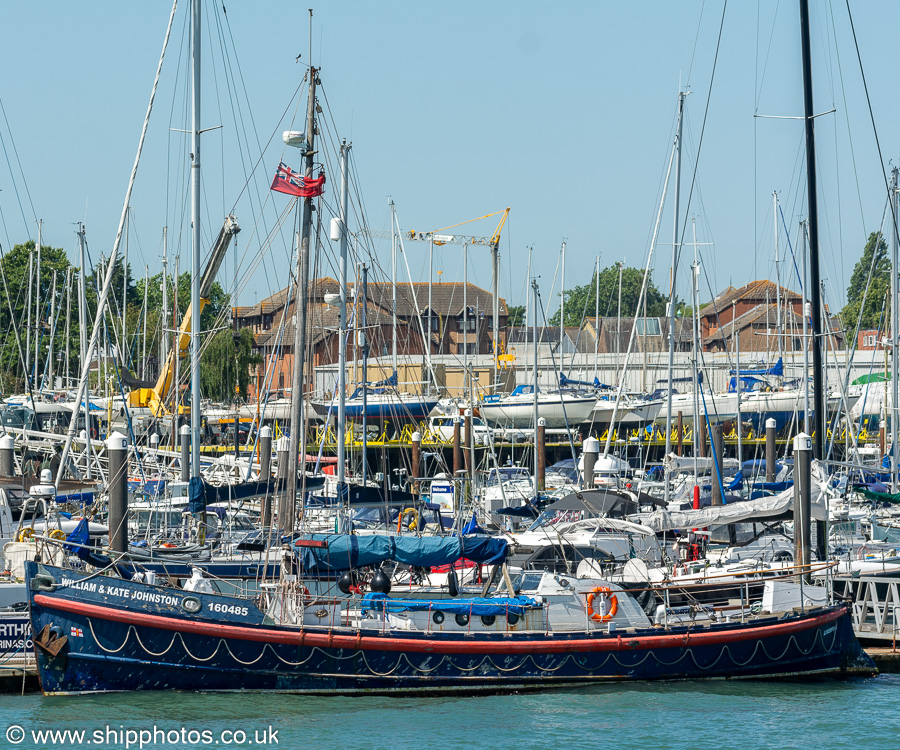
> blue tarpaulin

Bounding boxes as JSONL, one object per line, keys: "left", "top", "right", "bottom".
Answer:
{"left": 296, "top": 534, "right": 509, "bottom": 572}
{"left": 360, "top": 592, "right": 539, "bottom": 617}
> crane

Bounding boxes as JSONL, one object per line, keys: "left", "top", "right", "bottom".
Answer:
{"left": 361, "top": 208, "right": 511, "bottom": 382}
{"left": 128, "top": 214, "right": 240, "bottom": 417}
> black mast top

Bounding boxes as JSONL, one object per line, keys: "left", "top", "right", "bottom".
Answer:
{"left": 799, "top": 0, "right": 824, "bottom": 459}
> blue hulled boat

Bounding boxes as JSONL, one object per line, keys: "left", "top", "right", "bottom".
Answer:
{"left": 25, "top": 533, "right": 874, "bottom": 694}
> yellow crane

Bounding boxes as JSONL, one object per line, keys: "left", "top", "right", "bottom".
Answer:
{"left": 128, "top": 215, "right": 240, "bottom": 417}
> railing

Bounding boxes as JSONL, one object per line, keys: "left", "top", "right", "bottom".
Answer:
{"left": 834, "top": 575, "right": 900, "bottom": 642}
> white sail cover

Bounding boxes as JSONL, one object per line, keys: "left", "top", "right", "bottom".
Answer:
{"left": 663, "top": 453, "right": 741, "bottom": 475}
{"left": 636, "top": 461, "right": 828, "bottom": 532}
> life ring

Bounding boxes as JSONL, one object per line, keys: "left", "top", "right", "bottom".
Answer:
{"left": 396, "top": 507, "right": 419, "bottom": 532}
{"left": 48, "top": 529, "right": 68, "bottom": 541}
{"left": 16, "top": 527, "right": 35, "bottom": 543}
{"left": 586, "top": 586, "right": 618, "bottom": 622}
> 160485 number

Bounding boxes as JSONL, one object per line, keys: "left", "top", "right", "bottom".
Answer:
{"left": 208, "top": 602, "right": 249, "bottom": 617}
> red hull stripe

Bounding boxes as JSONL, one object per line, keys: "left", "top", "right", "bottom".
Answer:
{"left": 32, "top": 595, "right": 843, "bottom": 656}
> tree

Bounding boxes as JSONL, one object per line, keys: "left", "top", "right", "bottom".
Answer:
{"left": 0, "top": 240, "right": 78, "bottom": 392}
{"left": 548, "top": 265, "right": 670, "bottom": 328}
{"left": 842, "top": 231, "right": 890, "bottom": 332}
{"left": 507, "top": 305, "right": 525, "bottom": 327}
{"left": 199, "top": 328, "right": 260, "bottom": 402}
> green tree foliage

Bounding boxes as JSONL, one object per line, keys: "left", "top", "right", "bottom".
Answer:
{"left": 0, "top": 237, "right": 232, "bottom": 398}
{"left": 506, "top": 305, "right": 525, "bottom": 327}
{"left": 548, "top": 265, "right": 670, "bottom": 328}
{"left": 841, "top": 231, "right": 889, "bottom": 331}
{"left": 199, "top": 328, "right": 260, "bottom": 402}
{"left": 0, "top": 241, "right": 78, "bottom": 392}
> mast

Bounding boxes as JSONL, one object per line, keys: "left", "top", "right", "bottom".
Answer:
{"left": 532, "top": 278, "right": 539, "bottom": 501}
{"left": 65, "top": 267, "right": 72, "bottom": 387}
{"left": 801, "top": 223, "right": 810, "bottom": 430}
{"left": 25, "top": 251, "right": 32, "bottom": 388}
{"left": 48, "top": 270, "right": 57, "bottom": 389}
{"left": 360, "top": 262, "right": 368, "bottom": 481}
{"left": 285, "top": 60, "right": 319, "bottom": 525}
{"left": 593, "top": 256, "right": 600, "bottom": 381}
{"left": 617, "top": 260, "right": 623, "bottom": 361}
{"left": 77, "top": 224, "right": 91, "bottom": 480}
{"left": 390, "top": 199, "right": 398, "bottom": 375}
{"left": 491, "top": 234, "right": 500, "bottom": 391}
{"left": 559, "top": 239, "right": 566, "bottom": 365}
{"left": 733, "top": 299, "right": 742, "bottom": 465}
{"left": 463, "top": 244, "right": 469, "bottom": 367}
{"left": 35, "top": 220, "right": 41, "bottom": 388}
{"left": 123, "top": 207, "right": 129, "bottom": 351}
{"left": 664, "top": 90, "right": 685, "bottom": 505}
{"left": 428, "top": 239, "right": 434, "bottom": 373}
{"left": 142, "top": 265, "right": 149, "bottom": 380}
{"left": 799, "top": 0, "right": 824, "bottom": 461}
{"left": 336, "top": 140, "right": 350, "bottom": 493}
{"left": 892, "top": 168, "right": 899, "bottom": 491}
{"left": 189, "top": 0, "right": 202, "bottom": 478}
{"left": 773, "top": 192, "right": 784, "bottom": 368}
{"left": 161, "top": 227, "right": 169, "bottom": 368}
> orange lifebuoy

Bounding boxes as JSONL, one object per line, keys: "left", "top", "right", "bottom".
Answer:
{"left": 586, "top": 586, "right": 618, "bottom": 622}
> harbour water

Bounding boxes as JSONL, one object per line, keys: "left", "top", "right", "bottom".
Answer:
{"left": 0, "top": 676, "right": 896, "bottom": 749}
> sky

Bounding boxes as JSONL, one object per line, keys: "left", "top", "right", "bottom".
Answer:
{"left": 0, "top": 1, "right": 898, "bottom": 321}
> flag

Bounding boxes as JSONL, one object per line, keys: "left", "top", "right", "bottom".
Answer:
{"left": 270, "top": 161, "right": 326, "bottom": 197}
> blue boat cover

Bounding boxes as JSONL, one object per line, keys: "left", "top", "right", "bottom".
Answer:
{"left": 296, "top": 534, "right": 509, "bottom": 571}
{"left": 360, "top": 592, "right": 539, "bottom": 616}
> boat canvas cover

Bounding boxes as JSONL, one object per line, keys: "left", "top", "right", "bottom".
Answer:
{"left": 639, "top": 461, "right": 828, "bottom": 532}
{"left": 361, "top": 592, "right": 538, "bottom": 617}
{"left": 297, "top": 534, "right": 508, "bottom": 571}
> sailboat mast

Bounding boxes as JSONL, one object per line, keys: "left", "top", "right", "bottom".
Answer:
{"left": 123, "top": 207, "right": 129, "bottom": 350}
{"left": 559, "top": 239, "right": 566, "bottom": 365}
{"left": 390, "top": 199, "right": 398, "bottom": 375}
{"left": 65, "top": 267, "right": 72, "bottom": 387}
{"left": 285, "top": 61, "right": 319, "bottom": 524}
{"left": 142, "top": 266, "right": 149, "bottom": 380}
{"left": 799, "top": 0, "right": 824, "bottom": 460}
{"left": 189, "top": 0, "right": 202, "bottom": 478}
{"left": 773, "top": 192, "right": 784, "bottom": 368}
{"left": 664, "top": 91, "right": 685, "bottom": 505}
{"left": 532, "top": 279, "right": 539, "bottom": 501}
{"left": 463, "top": 243, "right": 468, "bottom": 368}
{"left": 336, "top": 141, "right": 351, "bottom": 491}
{"left": 35, "top": 220, "right": 41, "bottom": 387}
{"left": 161, "top": 227, "right": 169, "bottom": 368}
{"left": 891, "top": 168, "right": 899, "bottom": 491}
{"left": 593, "top": 255, "right": 600, "bottom": 381}
{"left": 25, "top": 251, "right": 32, "bottom": 387}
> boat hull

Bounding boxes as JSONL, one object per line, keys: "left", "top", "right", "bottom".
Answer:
{"left": 26, "top": 563, "right": 874, "bottom": 694}
{"left": 480, "top": 395, "right": 596, "bottom": 429}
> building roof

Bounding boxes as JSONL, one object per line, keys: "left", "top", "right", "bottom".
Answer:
{"left": 698, "top": 280, "right": 801, "bottom": 318}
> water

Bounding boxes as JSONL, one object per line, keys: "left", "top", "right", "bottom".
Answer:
{"left": 0, "top": 676, "right": 897, "bottom": 750}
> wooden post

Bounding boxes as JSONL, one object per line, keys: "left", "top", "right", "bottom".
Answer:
{"left": 766, "top": 418, "right": 777, "bottom": 483}
{"left": 711, "top": 424, "right": 724, "bottom": 507}
{"left": 537, "top": 417, "right": 546, "bottom": 492}
{"left": 452, "top": 417, "right": 462, "bottom": 478}
{"left": 676, "top": 411, "right": 683, "bottom": 456}
{"left": 411, "top": 430, "right": 422, "bottom": 495}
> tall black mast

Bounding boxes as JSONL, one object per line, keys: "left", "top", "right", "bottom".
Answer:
{"left": 799, "top": 0, "right": 826, "bottom": 558}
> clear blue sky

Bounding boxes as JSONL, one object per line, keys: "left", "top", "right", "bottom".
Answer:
{"left": 0, "top": 1, "right": 897, "bottom": 319}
